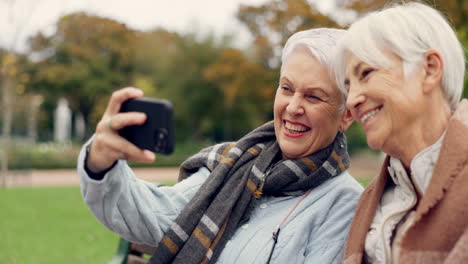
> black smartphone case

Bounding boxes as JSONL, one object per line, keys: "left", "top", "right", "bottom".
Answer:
{"left": 118, "top": 98, "right": 174, "bottom": 154}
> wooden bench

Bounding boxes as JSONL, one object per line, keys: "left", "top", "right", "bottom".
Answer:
{"left": 109, "top": 238, "right": 156, "bottom": 264}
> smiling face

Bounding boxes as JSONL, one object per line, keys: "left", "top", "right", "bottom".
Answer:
{"left": 344, "top": 52, "right": 427, "bottom": 153}
{"left": 274, "top": 47, "right": 348, "bottom": 159}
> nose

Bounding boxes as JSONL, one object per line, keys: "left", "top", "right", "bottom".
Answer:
{"left": 346, "top": 84, "right": 366, "bottom": 113}
{"left": 286, "top": 94, "right": 305, "bottom": 115}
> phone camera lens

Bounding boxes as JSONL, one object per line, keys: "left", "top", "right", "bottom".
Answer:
{"left": 154, "top": 129, "right": 168, "bottom": 152}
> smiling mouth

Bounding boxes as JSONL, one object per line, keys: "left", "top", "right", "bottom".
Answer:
{"left": 360, "top": 107, "right": 382, "bottom": 124}
{"left": 284, "top": 121, "right": 311, "bottom": 134}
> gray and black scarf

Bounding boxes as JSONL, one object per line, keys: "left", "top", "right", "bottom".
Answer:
{"left": 149, "top": 121, "right": 349, "bottom": 264}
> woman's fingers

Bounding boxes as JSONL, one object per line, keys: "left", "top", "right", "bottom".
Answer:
{"left": 87, "top": 132, "right": 156, "bottom": 173}
{"left": 86, "top": 87, "right": 156, "bottom": 173}
{"left": 98, "top": 112, "right": 147, "bottom": 133}
{"left": 104, "top": 87, "right": 144, "bottom": 116}
{"left": 95, "top": 132, "right": 155, "bottom": 162}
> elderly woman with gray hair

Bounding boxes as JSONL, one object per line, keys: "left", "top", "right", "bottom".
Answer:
{"left": 333, "top": 2, "right": 468, "bottom": 264}
{"left": 78, "top": 28, "right": 363, "bottom": 264}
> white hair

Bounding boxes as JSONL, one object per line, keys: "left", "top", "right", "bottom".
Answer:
{"left": 334, "top": 2, "right": 466, "bottom": 111}
{"left": 281, "top": 28, "right": 347, "bottom": 108}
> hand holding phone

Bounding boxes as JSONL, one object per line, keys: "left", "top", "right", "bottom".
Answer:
{"left": 118, "top": 97, "right": 174, "bottom": 154}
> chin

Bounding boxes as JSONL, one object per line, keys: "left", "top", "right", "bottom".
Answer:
{"left": 280, "top": 145, "right": 304, "bottom": 159}
{"left": 282, "top": 152, "right": 300, "bottom": 159}
{"left": 366, "top": 136, "right": 384, "bottom": 152}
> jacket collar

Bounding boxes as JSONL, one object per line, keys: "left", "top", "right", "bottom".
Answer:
{"left": 413, "top": 99, "right": 468, "bottom": 223}
{"left": 344, "top": 99, "right": 468, "bottom": 263}
{"left": 344, "top": 155, "right": 390, "bottom": 261}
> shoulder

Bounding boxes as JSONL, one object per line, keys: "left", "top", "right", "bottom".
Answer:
{"left": 164, "top": 166, "right": 210, "bottom": 198}
{"left": 453, "top": 99, "right": 468, "bottom": 126}
{"left": 329, "top": 172, "right": 364, "bottom": 209}
{"left": 439, "top": 99, "right": 468, "bottom": 165}
{"left": 302, "top": 171, "right": 364, "bottom": 210}
{"left": 325, "top": 171, "right": 365, "bottom": 196}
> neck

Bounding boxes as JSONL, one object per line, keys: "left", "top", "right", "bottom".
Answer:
{"left": 386, "top": 99, "right": 450, "bottom": 170}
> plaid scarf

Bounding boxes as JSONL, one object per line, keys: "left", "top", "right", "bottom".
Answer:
{"left": 149, "top": 121, "right": 349, "bottom": 264}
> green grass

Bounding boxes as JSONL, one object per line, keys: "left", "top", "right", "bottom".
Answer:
{"left": 0, "top": 179, "right": 370, "bottom": 263}
{"left": 0, "top": 187, "right": 119, "bottom": 264}
{"left": 355, "top": 177, "right": 373, "bottom": 187}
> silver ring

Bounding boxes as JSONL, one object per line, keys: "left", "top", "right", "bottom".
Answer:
{"left": 106, "top": 118, "right": 115, "bottom": 131}
{"left": 118, "top": 152, "right": 126, "bottom": 160}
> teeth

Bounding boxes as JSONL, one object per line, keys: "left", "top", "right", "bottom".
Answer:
{"left": 285, "top": 122, "right": 309, "bottom": 132}
{"left": 361, "top": 108, "right": 381, "bottom": 124}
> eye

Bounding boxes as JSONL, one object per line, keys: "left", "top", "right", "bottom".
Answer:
{"left": 280, "top": 85, "right": 293, "bottom": 93}
{"left": 360, "top": 68, "right": 374, "bottom": 81}
{"left": 305, "top": 94, "right": 321, "bottom": 101}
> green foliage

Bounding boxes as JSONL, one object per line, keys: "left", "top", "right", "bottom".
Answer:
{"left": 7, "top": 142, "right": 79, "bottom": 170}
{"left": 202, "top": 48, "right": 276, "bottom": 140}
{"left": 28, "top": 13, "right": 138, "bottom": 137}
{"left": 0, "top": 187, "right": 118, "bottom": 263}
{"left": 355, "top": 177, "right": 373, "bottom": 187}
{"left": 157, "top": 33, "right": 227, "bottom": 141}
{"left": 4, "top": 140, "right": 213, "bottom": 170}
{"left": 237, "top": 0, "right": 340, "bottom": 67}
{"left": 128, "top": 140, "right": 213, "bottom": 168}
{"left": 11, "top": 0, "right": 466, "bottom": 159}
{"left": 458, "top": 30, "right": 468, "bottom": 99}
{"left": 345, "top": 122, "right": 369, "bottom": 155}
{"left": 132, "top": 29, "right": 276, "bottom": 142}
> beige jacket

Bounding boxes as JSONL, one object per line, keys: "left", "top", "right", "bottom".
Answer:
{"left": 344, "top": 99, "right": 468, "bottom": 264}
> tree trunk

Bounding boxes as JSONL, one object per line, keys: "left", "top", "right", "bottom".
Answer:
{"left": 1, "top": 75, "right": 14, "bottom": 188}
{"left": 27, "top": 95, "right": 42, "bottom": 143}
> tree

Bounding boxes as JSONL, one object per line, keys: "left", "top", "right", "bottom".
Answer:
{"left": 236, "top": 0, "right": 373, "bottom": 152}
{"left": 0, "top": 51, "right": 16, "bottom": 187}
{"left": 237, "top": 0, "right": 340, "bottom": 68}
{"left": 0, "top": 0, "right": 40, "bottom": 187}
{"left": 203, "top": 48, "right": 276, "bottom": 139}
{"left": 132, "top": 27, "right": 279, "bottom": 142}
{"left": 163, "top": 33, "right": 226, "bottom": 141}
{"left": 28, "top": 12, "right": 138, "bottom": 138}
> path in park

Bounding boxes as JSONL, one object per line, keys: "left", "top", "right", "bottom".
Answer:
{"left": 4, "top": 155, "right": 381, "bottom": 188}
{"left": 5, "top": 167, "right": 180, "bottom": 187}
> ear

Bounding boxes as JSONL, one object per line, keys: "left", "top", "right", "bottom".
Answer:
{"left": 339, "top": 108, "right": 354, "bottom": 132}
{"left": 422, "top": 49, "right": 443, "bottom": 94}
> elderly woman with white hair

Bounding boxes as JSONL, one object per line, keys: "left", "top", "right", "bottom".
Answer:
{"left": 333, "top": 2, "right": 468, "bottom": 264}
{"left": 78, "top": 28, "right": 363, "bottom": 264}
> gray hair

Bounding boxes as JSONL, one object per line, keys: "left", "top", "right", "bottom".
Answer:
{"left": 334, "top": 2, "right": 465, "bottom": 111}
{"left": 281, "top": 28, "right": 347, "bottom": 109}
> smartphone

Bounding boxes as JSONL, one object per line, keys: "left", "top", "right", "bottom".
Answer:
{"left": 118, "top": 97, "right": 174, "bottom": 154}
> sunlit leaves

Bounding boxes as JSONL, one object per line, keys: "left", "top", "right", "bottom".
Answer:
{"left": 237, "top": 0, "right": 339, "bottom": 67}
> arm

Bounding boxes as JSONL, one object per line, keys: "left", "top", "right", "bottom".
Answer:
{"left": 78, "top": 140, "right": 209, "bottom": 246}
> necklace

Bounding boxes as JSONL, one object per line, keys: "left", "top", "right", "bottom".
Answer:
{"left": 265, "top": 188, "right": 313, "bottom": 263}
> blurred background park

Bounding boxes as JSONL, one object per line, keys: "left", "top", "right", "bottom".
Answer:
{"left": 0, "top": 0, "right": 466, "bottom": 263}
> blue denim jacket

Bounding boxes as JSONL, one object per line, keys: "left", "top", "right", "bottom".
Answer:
{"left": 78, "top": 143, "right": 363, "bottom": 264}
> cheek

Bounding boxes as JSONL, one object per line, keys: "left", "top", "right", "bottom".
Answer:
{"left": 318, "top": 104, "right": 339, "bottom": 119}
{"left": 273, "top": 94, "right": 286, "bottom": 116}
{"left": 310, "top": 107, "right": 341, "bottom": 130}
{"left": 374, "top": 74, "right": 404, "bottom": 96}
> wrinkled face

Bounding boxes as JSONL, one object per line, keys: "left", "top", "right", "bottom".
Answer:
{"left": 274, "top": 47, "right": 345, "bottom": 159}
{"left": 344, "top": 52, "right": 425, "bottom": 152}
